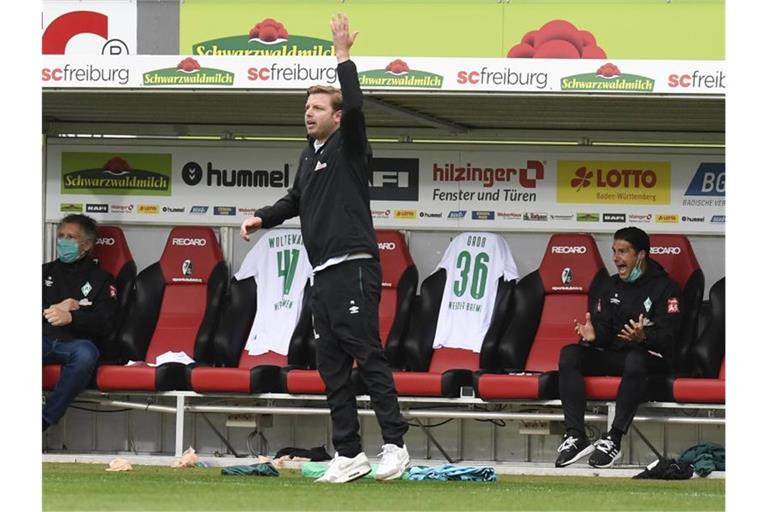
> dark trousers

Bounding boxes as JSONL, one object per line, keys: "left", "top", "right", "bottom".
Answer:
{"left": 558, "top": 343, "right": 668, "bottom": 437}
{"left": 311, "top": 259, "right": 408, "bottom": 458}
{"left": 43, "top": 336, "right": 99, "bottom": 425}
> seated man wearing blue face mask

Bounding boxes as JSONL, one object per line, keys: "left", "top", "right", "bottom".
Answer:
{"left": 555, "top": 227, "right": 682, "bottom": 469}
{"left": 43, "top": 214, "right": 117, "bottom": 431}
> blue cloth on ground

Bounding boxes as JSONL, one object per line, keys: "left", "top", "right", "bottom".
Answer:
{"left": 407, "top": 464, "right": 496, "bottom": 481}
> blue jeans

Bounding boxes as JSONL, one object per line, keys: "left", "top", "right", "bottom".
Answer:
{"left": 43, "top": 336, "right": 99, "bottom": 425}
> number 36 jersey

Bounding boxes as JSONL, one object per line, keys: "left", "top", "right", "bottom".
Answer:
{"left": 432, "top": 232, "right": 518, "bottom": 352}
{"left": 234, "top": 229, "right": 312, "bottom": 356}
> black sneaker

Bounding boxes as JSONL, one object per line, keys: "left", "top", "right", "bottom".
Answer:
{"left": 555, "top": 434, "right": 595, "bottom": 467}
{"left": 588, "top": 434, "right": 622, "bottom": 468}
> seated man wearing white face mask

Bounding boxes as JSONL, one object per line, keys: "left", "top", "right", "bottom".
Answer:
{"left": 555, "top": 227, "right": 682, "bottom": 469}
{"left": 43, "top": 214, "right": 117, "bottom": 431}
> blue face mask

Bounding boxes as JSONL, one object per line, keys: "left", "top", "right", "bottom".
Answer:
{"left": 626, "top": 254, "right": 644, "bottom": 283}
{"left": 57, "top": 238, "right": 82, "bottom": 263}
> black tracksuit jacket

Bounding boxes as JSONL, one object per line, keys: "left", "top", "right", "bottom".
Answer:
{"left": 253, "top": 60, "right": 378, "bottom": 268}
{"left": 42, "top": 256, "right": 117, "bottom": 344}
{"left": 592, "top": 258, "right": 682, "bottom": 360}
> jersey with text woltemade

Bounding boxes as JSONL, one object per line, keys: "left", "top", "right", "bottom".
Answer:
{"left": 234, "top": 229, "right": 312, "bottom": 356}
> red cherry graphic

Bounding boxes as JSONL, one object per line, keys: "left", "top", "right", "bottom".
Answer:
{"left": 507, "top": 43, "right": 535, "bottom": 58}
{"left": 506, "top": 19, "right": 607, "bottom": 59}
{"left": 534, "top": 19, "right": 583, "bottom": 51}
{"left": 103, "top": 157, "right": 131, "bottom": 173}
{"left": 248, "top": 18, "right": 289, "bottom": 41}
{"left": 597, "top": 63, "right": 621, "bottom": 77}
{"left": 580, "top": 30, "right": 597, "bottom": 48}
{"left": 385, "top": 59, "right": 410, "bottom": 74}
{"left": 533, "top": 39, "right": 580, "bottom": 59}
{"left": 177, "top": 57, "right": 200, "bottom": 72}
{"left": 520, "top": 30, "right": 537, "bottom": 46}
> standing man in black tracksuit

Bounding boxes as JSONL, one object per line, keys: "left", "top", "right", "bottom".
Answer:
{"left": 240, "top": 14, "right": 409, "bottom": 483}
{"left": 43, "top": 214, "right": 117, "bottom": 431}
{"left": 555, "top": 227, "right": 682, "bottom": 468}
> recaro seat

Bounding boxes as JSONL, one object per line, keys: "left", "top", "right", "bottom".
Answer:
{"left": 188, "top": 229, "right": 314, "bottom": 393}
{"left": 389, "top": 232, "right": 517, "bottom": 398}
{"left": 476, "top": 233, "right": 609, "bottom": 400}
{"left": 43, "top": 225, "right": 137, "bottom": 390}
{"left": 96, "top": 226, "right": 227, "bottom": 391}
{"left": 583, "top": 234, "right": 704, "bottom": 400}
{"left": 283, "top": 230, "right": 418, "bottom": 394}
{"left": 663, "top": 277, "right": 725, "bottom": 403}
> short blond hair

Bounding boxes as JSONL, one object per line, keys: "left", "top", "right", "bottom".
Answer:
{"left": 306, "top": 85, "right": 342, "bottom": 111}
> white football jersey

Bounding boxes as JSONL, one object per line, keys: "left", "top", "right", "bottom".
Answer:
{"left": 234, "top": 229, "right": 312, "bottom": 356}
{"left": 432, "top": 232, "right": 518, "bottom": 352}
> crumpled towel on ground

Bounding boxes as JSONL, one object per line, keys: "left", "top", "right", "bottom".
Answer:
{"left": 300, "top": 462, "right": 408, "bottom": 480}
{"left": 171, "top": 447, "right": 198, "bottom": 468}
{"left": 632, "top": 458, "right": 694, "bottom": 480}
{"left": 221, "top": 462, "right": 279, "bottom": 477}
{"left": 679, "top": 442, "right": 725, "bottom": 477}
{"left": 105, "top": 458, "right": 133, "bottom": 472}
{"left": 407, "top": 464, "right": 496, "bottom": 482}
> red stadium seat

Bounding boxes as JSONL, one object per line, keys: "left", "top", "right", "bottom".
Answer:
{"left": 95, "top": 227, "right": 227, "bottom": 391}
{"left": 43, "top": 225, "right": 137, "bottom": 390}
{"left": 583, "top": 234, "right": 705, "bottom": 400}
{"left": 476, "top": 233, "right": 609, "bottom": 400}
{"left": 386, "top": 233, "right": 516, "bottom": 398}
{"left": 283, "top": 230, "right": 418, "bottom": 394}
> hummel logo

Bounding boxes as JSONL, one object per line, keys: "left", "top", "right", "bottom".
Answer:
{"left": 349, "top": 300, "right": 359, "bottom": 315}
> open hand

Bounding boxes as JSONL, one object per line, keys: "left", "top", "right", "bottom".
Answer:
{"left": 573, "top": 312, "right": 596, "bottom": 342}
{"left": 618, "top": 314, "right": 647, "bottom": 343}
{"left": 330, "top": 13, "right": 358, "bottom": 62}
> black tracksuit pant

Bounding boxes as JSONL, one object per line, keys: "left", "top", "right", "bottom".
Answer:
{"left": 559, "top": 343, "right": 669, "bottom": 437}
{"left": 311, "top": 258, "right": 408, "bottom": 458}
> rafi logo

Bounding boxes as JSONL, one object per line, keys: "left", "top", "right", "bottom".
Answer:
{"left": 448, "top": 210, "right": 467, "bottom": 219}
{"left": 143, "top": 58, "right": 235, "bottom": 86}
{"left": 561, "top": 267, "right": 573, "bottom": 285}
{"left": 684, "top": 163, "right": 725, "bottom": 197}
{"left": 181, "top": 161, "right": 289, "bottom": 188}
{"left": 86, "top": 204, "right": 108, "bottom": 213}
{"left": 182, "top": 259, "right": 193, "bottom": 276}
{"left": 214, "top": 206, "right": 236, "bottom": 216}
{"left": 602, "top": 213, "right": 626, "bottom": 223}
{"left": 190, "top": 206, "right": 209, "bottom": 214}
{"left": 96, "top": 237, "right": 115, "bottom": 246}
{"left": 561, "top": 63, "right": 654, "bottom": 92}
{"left": 61, "top": 153, "right": 172, "bottom": 196}
{"left": 359, "top": 59, "right": 444, "bottom": 89}
{"left": 557, "top": 161, "right": 671, "bottom": 205}
{"left": 370, "top": 158, "right": 419, "bottom": 201}
{"left": 191, "top": 18, "right": 335, "bottom": 57}
{"left": 551, "top": 246, "right": 587, "bottom": 254}
{"left": 472, "top": 211, "right": 495, "bottom": 220}
{"left": 172, "top": 238, "right": 208, "bottom": 247}
{"left": 377, "top": 242, "right": 397, "bottom": 251}
{"left": 650, "top": 246, "right": 682, "bottom": 255}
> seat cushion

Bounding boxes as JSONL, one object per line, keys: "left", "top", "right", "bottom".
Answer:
{"left": 43, "top": 364, "right": 62, "bottom": 391}
{"left": 673, "top": 377, "right": 725, "bottom": 403}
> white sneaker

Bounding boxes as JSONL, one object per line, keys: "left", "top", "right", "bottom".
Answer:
{"left": 315, "top": 452, "right": 371, "bottom": 483}
{"left": 374, "top": 443, "right": 410, "bottom": 481}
